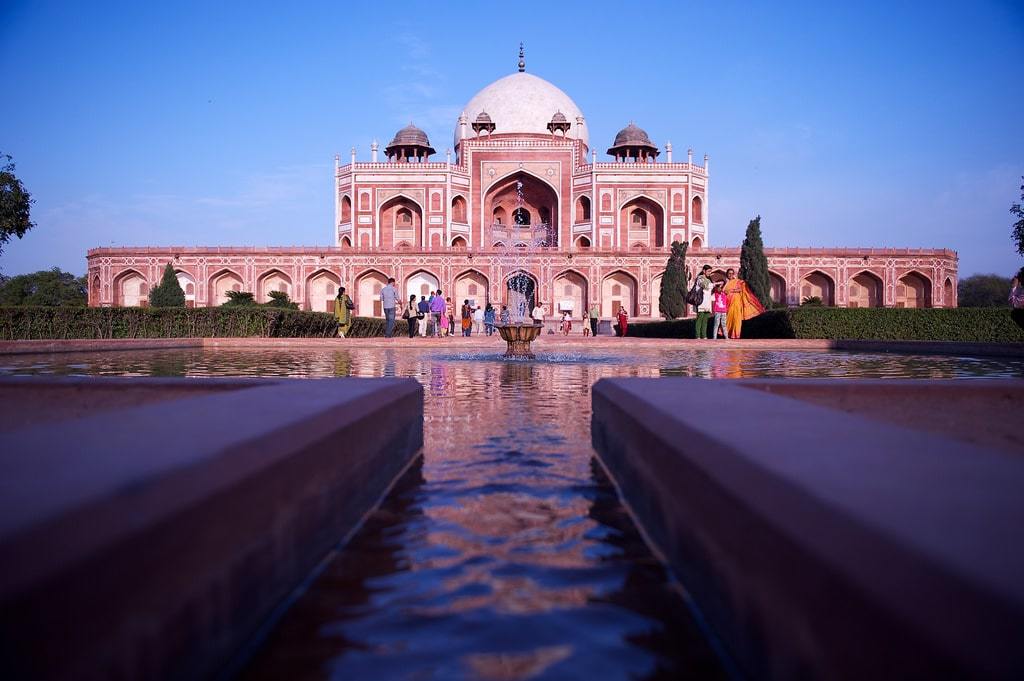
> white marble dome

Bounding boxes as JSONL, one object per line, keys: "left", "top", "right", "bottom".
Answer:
{"left": 456, "top": 72, "right": 588, "bottom": 148}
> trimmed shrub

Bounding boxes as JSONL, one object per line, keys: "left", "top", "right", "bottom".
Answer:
{"left": 346, "top": 316, "right": 410, "bottom": 338}
{"left": 627, "top": 307, "right": 1024, "bottom": 343}
{"left": 0, "top": 306, "right": 338, "bottom": 339}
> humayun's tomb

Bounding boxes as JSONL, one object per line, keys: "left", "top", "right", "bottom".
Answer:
{"left": 87, "top": 51, "right": 958, "bottom": 317}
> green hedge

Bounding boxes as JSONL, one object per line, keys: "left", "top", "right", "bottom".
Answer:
{"left": 627, "top": 308, "right": 1024, "bottom": 343}
{"left": 346, "top": 316, "right": 410, "bottom": 338}
{"left": 0, "top": 306, "right": 339, "bottom": 340}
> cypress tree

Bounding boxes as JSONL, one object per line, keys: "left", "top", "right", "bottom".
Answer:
{"left": 658, "top": 240, "right": 689, "bottom": 318}
{"left": 148, "top": 263, "right": 186, "bottom": 307}
{"left": 739, "top": 215, "right": 771, "bottom": 307}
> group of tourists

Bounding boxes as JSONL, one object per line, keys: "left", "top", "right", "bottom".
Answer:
{"left": 333, "top": 270, "right": 767, "bottom": 340}
{"left": 691, "top": 266, "right": 764, "bottom": 339}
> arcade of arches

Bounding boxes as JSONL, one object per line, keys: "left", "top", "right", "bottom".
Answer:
{"left": 100, "top": 256, "right": 957, "bottom": 314}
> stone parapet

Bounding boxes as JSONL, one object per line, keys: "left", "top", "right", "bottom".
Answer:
{"left": 591, "top": 377, "right": 1024, "bottom": 680}
{"left": 0, "top": 376, "right": 423, "bottom": 680}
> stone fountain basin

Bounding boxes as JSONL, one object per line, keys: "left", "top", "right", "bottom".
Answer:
{"left": 495, "top": 323, "right": 542, "bottom": 358}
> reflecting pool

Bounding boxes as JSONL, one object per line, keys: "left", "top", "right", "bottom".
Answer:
{"left": 4, "top": 348, "right": 1022, "bottom": 680}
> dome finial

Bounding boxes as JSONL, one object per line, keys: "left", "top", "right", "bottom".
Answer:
{"left": 518, "top": 42, "right": 525, "bottom": 72}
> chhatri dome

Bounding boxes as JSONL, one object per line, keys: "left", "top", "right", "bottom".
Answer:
{"left": 455, "top": 44, "right": 588, "bottom": 148}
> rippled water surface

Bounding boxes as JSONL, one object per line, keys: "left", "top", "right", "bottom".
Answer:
{"left": 4, "top": 348, "right": 1022, "bottom": 680}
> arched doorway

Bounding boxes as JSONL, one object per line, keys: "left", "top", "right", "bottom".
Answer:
{"left": 257, "top": 270, "right": 292, "bottom": 303}
{"left": 356, "top": 270, "right": 388, "bottom": 317}
{"left": 455, "top": 270, "right": 488, "bottom": 308}
{"left": 379, "top": 195, "right": 423, "bottom": 249}
{"left": 800, "top": 271, "right": 835, "bottom": 306}
{"left": 307, "top": 270, "right": 341, "bottom": 313}
{"left": 485, "top": 172, "right": 559, "bottom": 247}
{"left": 897, "top": 272, "right": 932, "bottom": 308}
{"left": 602, "top": 271, "right": 637, "bottom": 317}
{"left": 553, "top": 270, "right": 587, "bottom": 317}
{"left": 406, "top": 270, "right": 440, "bottom": 302}
{"left": 943, "top": 278, "right": 954, "bottom": 307}
{"left": 620, "top": 196, "right": 665, "bottom": 248}
{"left": 209, "top": 269, "right": 244, "bottom": 306}
{"left": 115, "top": 270, "right": 148, "bottom": 307}
{"left": 849, "top": 271, "right": 883, "bottom": 308}
{"left": 505, "top": 271, "right": 537, "bottom": 319}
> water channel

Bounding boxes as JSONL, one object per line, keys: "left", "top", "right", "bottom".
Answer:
{"left": 5, "top": 347, "right": 1022, "bottom": 680}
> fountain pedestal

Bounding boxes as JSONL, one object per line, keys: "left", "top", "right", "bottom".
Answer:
{"left": 496, "top": 323, "right": 542, "bottom": 359}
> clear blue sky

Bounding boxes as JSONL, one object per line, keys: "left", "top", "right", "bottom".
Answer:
{"left": 2, "top": 0, "right": 1022, "bottom": 277}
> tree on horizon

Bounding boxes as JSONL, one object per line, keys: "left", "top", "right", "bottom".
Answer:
{"left": 739, "top": 215, "right": 771, "bottom": 307}
{"left": 658, "top": 240, "right": 689, "bottom": 318}
{"left": 0, "top": 268, "right": 86, "bottom": 306}
{"left": 0, "top": 152, "right": 35, "bottom": 257}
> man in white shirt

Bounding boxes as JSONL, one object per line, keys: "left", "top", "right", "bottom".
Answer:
{"left": 531, "top": 301, "right": 545, "bottom": 326}
{"left": 472, "top": 305, "right": 485, "bottom": 335}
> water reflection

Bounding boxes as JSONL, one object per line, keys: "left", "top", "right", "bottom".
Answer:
{"left": 3, "top": 348, "right": 1022, "bottom": 679}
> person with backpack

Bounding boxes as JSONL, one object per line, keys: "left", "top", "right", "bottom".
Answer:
{"left": 691, "top": 265, "right": 715, "bottom": 339}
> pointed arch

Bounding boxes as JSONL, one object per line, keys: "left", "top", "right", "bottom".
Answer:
{"left": 800, "top": 270, "right": 835, "bottom": 306}
{"left": 602, "top": 270, "right": 638, "bottom": 317}
{"left": 113, "top": 268, "right": 148, "bottom": 307}
{"left": 454, "top": 268, "right": 489, "bottom": 307}
{"left": 575, "top": 194, "right": 591, "bottom": 222}
{"left": 208, "top": 267, "right": 245, "bottom": 306}
{"left": 483, "top": 169, "right": 561, "bottom": 247}
{"left": 451, "top": 194, "right": 468, "bottom": 223}
{"left": 378, "top": 193, "right": 425, "bottom": 249}
{"left": 257, "top": 269, "right": 292, "bottom": 303}
{"left": 339, "top": 235, "right": 353, "bottom": 249}
{"left": 504, "top": 270, "right": 539, "bottom": 316}
{"left": 848, "top": 270, "right": 883, "bottom": 308}
{"left": 943, "top": 277, "right": 955, "bottom": 308}
{"left": 553, "top": 268, "right": 588, "bottom": 316}
{"left": 691, "top": 195, "right": 704, "bottom": 223}
{"left": 340, "top": 194, "right": 352, "bottom": 223}
{"left": 355, "top": 268, "right": 389, "bottom": 317}
{"left": 306, "top": 268, "right": 341, "bottom": 312}
{"left": 451, "top": 235, "right": 468, "bottom": 249}
{"left": 618, "top": 194, "right": 665, "bottom": 248}
{"left": 405, "top": 268, "right": 441, "bottom": 301}
{"left": 574, "top": 235, "right": 592, "bottom": 249}
{"left": 896, "top": 270, "right": 932, "bottom": 308}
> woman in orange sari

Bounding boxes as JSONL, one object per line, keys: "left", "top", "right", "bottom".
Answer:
{"left": 723, "top": 268, "right": 764, "bottom": 339}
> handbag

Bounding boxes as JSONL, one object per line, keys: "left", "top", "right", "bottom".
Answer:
{"left": 402, "top": 307, "right": 410, "bottom": 319}
{"left": 685, "top": 281, "right": 704, "bottom": 307}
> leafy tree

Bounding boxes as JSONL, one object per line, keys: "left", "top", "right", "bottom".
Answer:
{"left": 1012, "top": 176, "right": 1024, "bottom": 257}
{"left": 223, "top": 290, "right": 256, "bottom": 306}
{"left": 148, "top": 263, "right": 186, "bottom": 307}
{"left": 658, "top": 240, "right": 689, "bottom": 318}
{"left": 738, "top": 215, "right": 771, "bottom": 307}
{"left": 0, "top": 268, "right": 86, "bottom": 306}
{"left": 957, "top": 274, "right": 1011, "bottom": 307}
{"left": 0, "top": 153, "right": 35, "bottom": 257}
{"left": 264, "top": 290, "right": 299, "bottom": 310}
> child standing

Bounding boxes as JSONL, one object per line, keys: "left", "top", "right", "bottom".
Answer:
{"left": 711, "top": 282, "right": 728, "bottom": 339}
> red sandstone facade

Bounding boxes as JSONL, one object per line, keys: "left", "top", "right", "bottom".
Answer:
{"left": 87, "top": 61, "right": 958, "bottom": 316}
